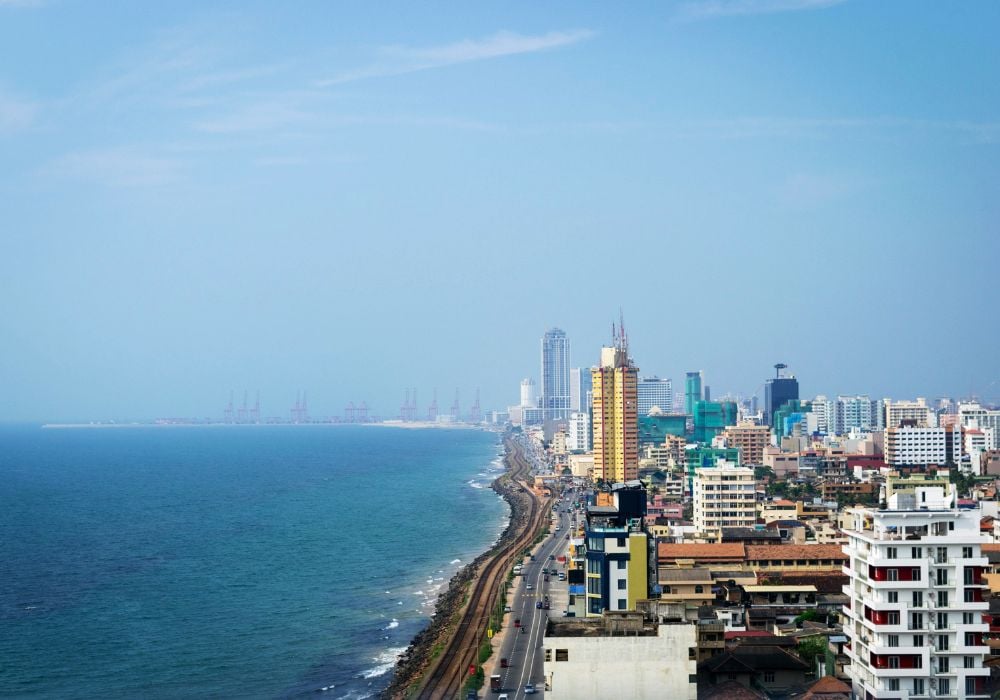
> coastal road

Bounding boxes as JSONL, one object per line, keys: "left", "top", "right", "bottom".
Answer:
{"left": 492, "top": 496, "right": 573, "bottom": 698}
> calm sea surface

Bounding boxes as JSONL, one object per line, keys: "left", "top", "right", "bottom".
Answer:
{"left": 0, "top": 425, "right": 508, "bottom": 699}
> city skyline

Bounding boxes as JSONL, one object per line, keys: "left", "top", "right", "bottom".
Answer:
{"left": 1, "top": 0, "right": 998, "bottom": 421}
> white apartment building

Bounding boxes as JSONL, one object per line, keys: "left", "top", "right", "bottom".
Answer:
{"left": 693, "top": 466, "right": 756, "bottom": 538}
{"left": 814, "top": 395, "right": 835, "bottom": 434}
{"left": 959, "top": 403, "right": 1000, "bottom": 450}
{"left": 567, "top": 411, "right": 592, "bottom": 452}
{"left": 839, "top": 395, "right": 877, "bottom": 433}
{"left": 885, "top": 399, "right": 936, "bottom": 428}
{"left": 842, "top": 483, "right": 989, "bottom": 700}
{"left": 885, "top": 427, "right": 947, "bottom": 467}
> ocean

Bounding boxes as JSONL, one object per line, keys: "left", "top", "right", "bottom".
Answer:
{"left": 0, "top": 424, "right": 509, "bottom": 699}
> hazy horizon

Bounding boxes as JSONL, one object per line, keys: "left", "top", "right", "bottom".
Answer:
{"left": 2, "top": 1, "right": 998, "bottom": 422}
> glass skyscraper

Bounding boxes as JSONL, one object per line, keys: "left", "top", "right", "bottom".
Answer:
{"left": 541, "top": 328, "right": 571, "bottom": 421}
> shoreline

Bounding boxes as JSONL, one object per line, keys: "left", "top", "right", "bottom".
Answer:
{"left": 379, "top": 437, "right": 530, "bottom": 700}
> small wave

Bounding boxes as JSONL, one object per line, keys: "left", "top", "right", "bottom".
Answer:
{"left": 450, "top": 559, "right": 461, "bottom": 565}
{"left": 413, "top": 590, "right": 424, "bottom": 596}
{"left": 467, "top": 480, "right": 484, "bottom": 489}
{"left": 359, "top": 646, "right": 407, "bottom": 679}
{"left": 384, "top": 618, "right": 399, "bottom": 630}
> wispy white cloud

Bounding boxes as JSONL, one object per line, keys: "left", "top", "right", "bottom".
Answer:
{"left": 318, "top": 29, "right": 596, "bottom": 86}
{"left": 44, "top": 147, "right": 182, "bottom": 187}
{"left": 0, "top": 90, "right": 37, "bottom": 133}
{"left": 674, "top": 0, "right": 847, "bottom": 22}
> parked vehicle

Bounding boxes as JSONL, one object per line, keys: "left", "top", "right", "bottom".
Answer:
{"left": 490, "top": 675, "right": 502, "bottom": 692}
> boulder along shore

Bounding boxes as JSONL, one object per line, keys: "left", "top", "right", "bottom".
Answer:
{"left": 380, "top": 449, "right": 533, "bottom": 699}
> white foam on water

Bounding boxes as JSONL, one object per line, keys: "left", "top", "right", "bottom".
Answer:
{"left": 358, "top": 647, "right": 407, "bottom": 679}
{"left": 450, "top": 559, "right": 461, "bottom": 565}
{"left": 384, "top": 618, "right": 399, "bottom": 630}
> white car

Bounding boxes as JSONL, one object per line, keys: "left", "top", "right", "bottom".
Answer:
{"left": 524, "top": 684, "right": 537, "bottom": 694}
{"left": 526, "top": 583, "right": 534, "bottom": 590}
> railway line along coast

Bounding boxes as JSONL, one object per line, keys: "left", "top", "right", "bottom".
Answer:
{"left": 382, "top": 434, "right": 550, "bottom": 700}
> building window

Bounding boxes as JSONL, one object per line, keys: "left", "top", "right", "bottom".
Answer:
{"left": 888, "top": 591, "right": 898, "bottom": 603}
{"left": 966, "top": 678, "right": 978, "bottom": 695}
{"left": 616, "top": 560, "right": 626, "bottom": 569}
{"left": 689, "top": 647, "right": 697, "bottom": 660}
{"left": 912, "top": 679, "right": 924, "bottom": 695}
{"left": 617, "top": 598, "right": 627, "bottom": 609}
{"left": 963, "top": 546, "right": 973, "bottom": 558}
{"left": 938, "top": 634, "right": 949, "bottom": 651}
{"left": 888, "top": 635, "right": 899, "bottom": 647}
{"left": 911, "top": 613, "right": 923, "bottom": 630}
{"left": 695, "top": 585, "right": 704, "bottom": 594}
{"left": 965, "top": 656, "right": 975, "bottom": 669}
{"left": 939, "top": 679, "right": 950, "bottom": 696}
{"left": 912, "top": 547, "right": 923, "bottom": 558}
{"left": 938, "top": 657, "right": 950, "bottom": 673}
{"left": 764, "top": 672, "right": 775, "bottom": 683}
{"left": 911, "top": 568, "right": 921, "bottom": 580}
{"left": 966, "top": 632, "right": 979, "bottom": 646}
{"left": 965, "top": 590, "right": 978, "bottom": 603}
{"left": 939, "top": 591, "right": 949, "bottom": 607}
{"left": 912, "top": 635, "right": 923, "bottom": 647}
{"left": 887, "top": 568, "right": 899, "bottom": 581}
{"left": 888, "top": 656, "right": 900, "bottom": 669}
{"left": 937, "top": 569, "right": 948, "bottom": 585}
{"left": 888, "top": 679, "right": 900, "bottom": 691}
{"left": 888, "top": 612, "right": 900, "bottom": 625}
{"left": 617, "top": 580, "right": 627, "bottom": 590}
{"left": 938, "top": 613, "right": 949, "bottom": 628}
{"left": 887, "top": 547, "right": 898, "bottom": 559}
{"left": 913, "top": 592, "right": 923, "bottom": 607}
{"left": 555, "top": 649, "right": 568, "bottom": 662}
{"left": 727, "top": 673, "right": 737, "bottom": 681}
{"left": 617, "top": 537, "right": 626, "bottom": 547}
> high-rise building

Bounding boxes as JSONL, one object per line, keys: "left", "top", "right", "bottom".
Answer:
{"left": 567, "top": 412, "right": 592, "bottom": 452}
{"left": 885, "top": 426, "right": 956, "bottom": 467}
{"left": 684, "top": 371, "right": 702, "bottom": 416}
{"left": 520, "top": 378, "right": 537, "bottom": 408}
{"left": 764, "top": 364, "right": 799, "bottom": 427}
{"left": 591, "top": 333, "right": 639, "bottom": 483}
{"left": 541, "top": 328, "right": 571, "bottom": 421}
{"left": 583, "top": 483, "right": 648, "bottom": 616}
{"left": 691, "top": 400, "right": 738, "bottom": 444}
{"left": 812, "top": 395, "right": 835, "bottom": 434}
{"left": 884, "top": 398, "right": 935, "bottom": 429}
{"left": 637, "top": 376, "right": 672, "bottom": 416}
{"left": 569, "top": 367, "right": 593, "bottom": 414}
{"left": 693, "top": 466, "right": 756, "bottom": 539}
{"left": 722, "top": 421, "right": 772, "bottom": 466}
{"left": 842, "top": 477, "right": 989, "bottom": 700}
{"left": 837, "top": 395, "right": 876, "bottom": 433}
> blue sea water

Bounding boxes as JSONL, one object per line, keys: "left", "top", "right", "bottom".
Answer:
{"left": 0, "top": 425, "right": 508, "bottom": 699}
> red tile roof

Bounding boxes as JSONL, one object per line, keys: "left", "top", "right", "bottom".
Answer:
{"left": 658, "top": 543, "right": 746, "bottom": 560}
{"left": 746, "top": 544, "right": 847, "bottom": 562}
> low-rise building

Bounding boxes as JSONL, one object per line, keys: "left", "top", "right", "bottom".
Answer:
{"left": 543, "top": 612, "right": 698, "bottom": 700}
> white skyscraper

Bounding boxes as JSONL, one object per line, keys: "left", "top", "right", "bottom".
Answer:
{"left": 637, "top": 376, "right": 673, "bottom": 416}
{"left": 541, "top": 328, "right": 571, "bottom": 421}
{"left": 520, "top": 378, "right": 537, "bottom": 408}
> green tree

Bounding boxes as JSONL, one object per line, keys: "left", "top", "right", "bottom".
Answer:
{"left": 796, "top": 637, "right": 828, "bottom": 666}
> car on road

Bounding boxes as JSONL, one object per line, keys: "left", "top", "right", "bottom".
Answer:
{"left": 524, "top": 683, "right": 537, "bottom": 694}
{"left": 498, "top": 695, "right": 509, "bottom": 700}
{"left": 504, "top": 605, "right": 512, "bottom": 613}
{"left": 526, "top": 584, "right": 533, "bottom": 590}
{"left": 535, "top": 601, "right": 542, "bottom": 609}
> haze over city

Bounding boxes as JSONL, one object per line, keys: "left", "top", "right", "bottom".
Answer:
{"left": 2, "top": 0, "right": 998, "bottom": 422}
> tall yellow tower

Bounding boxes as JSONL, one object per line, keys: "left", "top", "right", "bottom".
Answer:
{"left": 591, "top": 326, "right": 638, "bottom": 483}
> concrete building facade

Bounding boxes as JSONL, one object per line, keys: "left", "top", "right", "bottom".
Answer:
{"left": 693, "top": 466, "right": 757, "bottom": 539}
{"left": 592, "top": 342, "right": 639, "bottom": 483}
{"left": 842, "top": 484, "right": 990, "bottom": 700}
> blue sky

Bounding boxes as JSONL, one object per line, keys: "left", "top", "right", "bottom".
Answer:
{"left": 1, "top": 0, "right": 998, "bottom": 421}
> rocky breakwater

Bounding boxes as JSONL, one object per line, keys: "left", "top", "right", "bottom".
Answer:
{"left": 380, "top": 455, "right": 533, "bottom": 699}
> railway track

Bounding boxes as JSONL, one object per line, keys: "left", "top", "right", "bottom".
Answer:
{"left": 415, "top": 437, "right": 549, "bottom": 699}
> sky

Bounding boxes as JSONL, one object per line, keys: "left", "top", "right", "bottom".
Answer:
{"left": 1, "top": 0, "right": 998, "bottom": 422}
